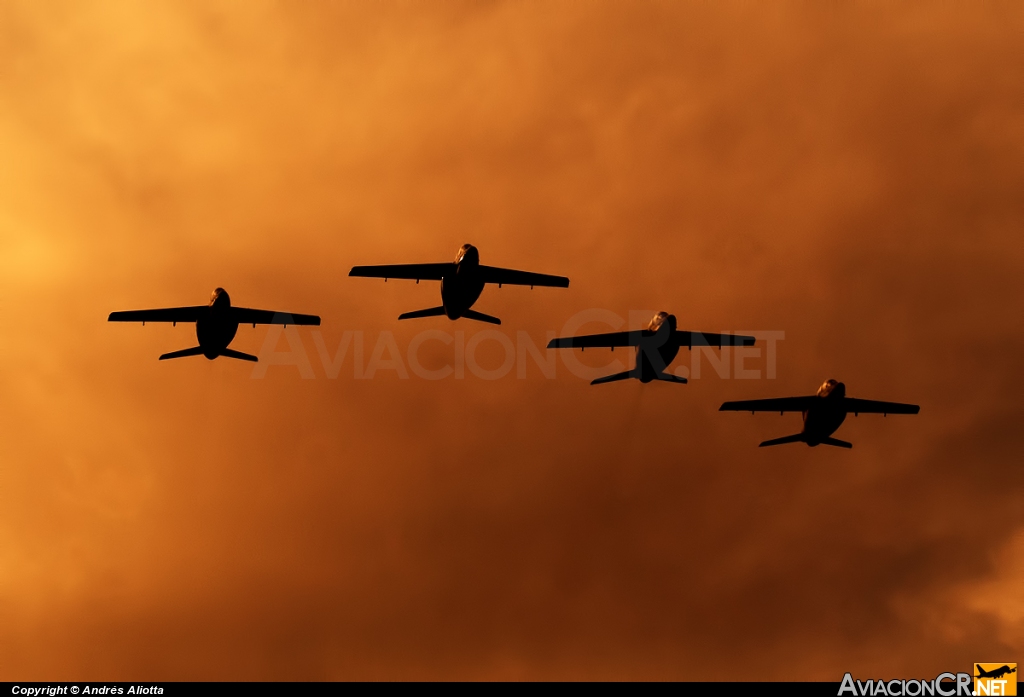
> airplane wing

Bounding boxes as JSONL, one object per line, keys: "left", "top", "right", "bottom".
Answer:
{"left": 348, "top": 263, "right": 452, "bottom": 281}
{"left": 108, "top": 306, "right": 208, "bottom": 323}
{"left": 674, "top": 331, "right": 757, "bottom": 347}
{"left": 478, "top": 265, "right": 570, "bottom": 288}
{"left": 719, "top": 396, "right": 820, "bottom": 412}
{"left": 548, "top": 329, "right": 756, "bottom": 349}
{"left": 840, "top": 398, "right": 919, "bottom": 415}
{"left": 231, "top": 307, "right": 321, "bottom": 326}
{"left": 720, "top": 396, "right": 921, "bottom": 414}
{"left": 547, "top": 330, "right": 648, "bottom": 349}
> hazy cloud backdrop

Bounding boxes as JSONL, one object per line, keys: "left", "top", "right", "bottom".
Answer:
{"left": 0, "top": 0, "right": 1021, "bottom": 679}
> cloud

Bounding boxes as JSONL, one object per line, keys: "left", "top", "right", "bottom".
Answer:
{"left": 0, "top": 0, "right": 1022, "bottom": 680}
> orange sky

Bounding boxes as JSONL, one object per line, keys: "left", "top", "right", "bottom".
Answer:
{"left": 1, "top": 0, "right": 1022, "bottom": 680}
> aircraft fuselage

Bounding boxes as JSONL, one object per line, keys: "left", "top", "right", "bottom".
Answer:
{"left": 800, "top": 380, "right": 848, "bottom": 445}
{"left": 635, "top": 312, "right": 680, "bottom": 382}
{"left": 195, "top": 288, "right": 239, "bottom": 359}
{"left": 439, "top": 244, "right": 486, "bottom": 319}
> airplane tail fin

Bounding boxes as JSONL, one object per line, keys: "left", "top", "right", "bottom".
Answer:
{"left": 820, "top": 437, "right": 853, "bottom": 449}
{"left": 461, "top": 309, "right": 501, "bottom": 325}
{"left": 653, "top": 372, "right": 688, "bottom": 384}
{"left": 220, "top": 348, "right": 259, "bottom": 362}
{"left": 591, "top": 370, "right": 637, "bottom": 385}
{"left": 759, "top": 433, "right": 806, "bottom": 447}
{"left": 159, "top": 346, "right": 205, "bottom": 361}
{"left": 398, "top": 306, "right": 447, "bottom": 320}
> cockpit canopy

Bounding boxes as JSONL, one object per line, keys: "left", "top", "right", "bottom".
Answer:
{"left": 817, "top": 379, "right": 845, "bottom": 398}
{"left": 210, "top": 287, "right": 231, "bottom": 307}
{"left": 454, "top": 244, "right": 479, "bottom": 265}
{"left": 647, "top": 311, "right": 676, "bottom": 332}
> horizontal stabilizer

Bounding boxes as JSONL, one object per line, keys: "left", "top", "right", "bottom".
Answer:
{"left": 221, "top": 348, "right": 258, "bottom": 362}
{"left": 820, "top": 437, "right": 853, "bottom": 449}
{"left": 159, "top": 346, "right": 205, "bottom": 361}
{"left": 654, "top": 372, "right": 688, "bottom": 384}
{"left": 759, "top": 433, "right": 806, "bottom": 447}
{"left": 461, "top": 309, "right": 501, "bottom": 325}
{"left": 398, "top": 306, "right": 447, "bottom": 320}
{"left": 590, "top": 370, "right": 636, "bottom": 385}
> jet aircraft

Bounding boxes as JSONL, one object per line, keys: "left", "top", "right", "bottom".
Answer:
{"left": 547, "top": 311, "right": 756, "bottom": 385}
{"left": 975, "top": 666, "right": 1016, "bottom": 680}
{"left": 108, "top": 287, "right": 321, "bottom": 362}
{"left": 719, "top": 379, "right": 920, "bottom": 448}
{"left": 349, "top": 243, "right": 569, "bottom": 325}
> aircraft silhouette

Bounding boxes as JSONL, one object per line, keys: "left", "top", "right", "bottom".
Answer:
{"left": 108, "top": 287, "right": 320, "bottom": 362}
{"left": 720, "top": 379, "right": 920, "bottom": 448}
{"left": 349, "top": 243, "right": 569, "bottom": 325}
{"left": 547, "top": 311, "right": 756, "bottom": 385}
{"left": 976, "top": 666, "right": 1016, "bottom": 680}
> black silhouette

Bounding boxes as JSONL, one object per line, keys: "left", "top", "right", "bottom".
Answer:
{"left": 349, "top": 244, "right": 569, "bottom": 325}
{"left": 108, "top": 287, "right": 320, "bottom": 362}
{"left": 720, "top": 379, "right": 919, "bottom": 448}
{"left": 976, "top": 666, "right": 1017, "bottom": 680}
{"left": 547, "top": 311, "right": 756, "bottom": 385}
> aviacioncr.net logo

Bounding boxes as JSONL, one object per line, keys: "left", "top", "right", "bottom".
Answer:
{"left": 838, "top": 672, "right": 973, "bottom": 696}
{"left": 974, "top": 664, "right": 1017, "bottom": 696}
